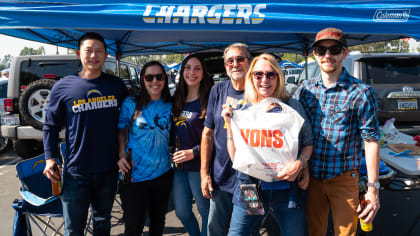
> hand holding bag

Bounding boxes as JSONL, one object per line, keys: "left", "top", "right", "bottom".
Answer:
{"left": 231, "top": 98, "right": 304, "bottom": 182}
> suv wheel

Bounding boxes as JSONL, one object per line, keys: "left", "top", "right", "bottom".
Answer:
{"left": 13, "top": 140, "right": 44, "bottom": 159}
{"left": 19, "top": 79, "right": 57, "bottom": 130}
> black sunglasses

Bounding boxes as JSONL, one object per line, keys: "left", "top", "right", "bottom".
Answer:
{"left": 225, "top": 56, "right": 247, "bottom": 66}
{"left": 252, "top": 71, "right": 277, "bottom": 80}
{"left": 314, "top": 45, "right": 344, "bottom": 56}
{"left": 144, "top": 74, "right": 164, "bottom": 82}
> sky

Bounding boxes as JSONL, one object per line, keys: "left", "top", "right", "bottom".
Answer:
{"left": 0, "top": 34, "right": 68, "bottom": 60}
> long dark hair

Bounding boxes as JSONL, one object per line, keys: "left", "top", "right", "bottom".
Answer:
{"left": 130, "top": 61, "right": 171, "bottom": 128}
{"left": 172, "top": 54, "right": 214, "bottom": 119}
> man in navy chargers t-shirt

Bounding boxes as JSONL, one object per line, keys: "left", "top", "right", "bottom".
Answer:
{"left": 201, "top": 43, "right": 250, "bottom": 236}
{"left": 43, "top": 32, "right": 127, "bottom": 235}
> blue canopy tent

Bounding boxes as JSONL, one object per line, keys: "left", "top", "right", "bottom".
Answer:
{"left": 0, "top": 0, "right": 419, "bottom": 57}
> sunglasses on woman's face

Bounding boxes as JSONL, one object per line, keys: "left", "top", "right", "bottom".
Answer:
{"left": 144, "top": 74, "right": 164, "bottom": 82}
{"left": 252, "top": 71, "right": 277, "bottom": 80}
{"left": 313, "top": 45, "right": 344, "bottom": 56}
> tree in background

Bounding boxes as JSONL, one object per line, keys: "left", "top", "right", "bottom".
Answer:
{"left": 0, "top": 54, "right": 12, "bottom": 70}
{"left": 350, "top": 39, "right": 409, "bottom": 53}
{"left": 19, "top": 46, "right": 45, "bottom": 56}
{"left": 123, "top": 54, "right": 185, "bottom": 68}
{"left": 277, "top": 53, "right": 306, "bottom": 63}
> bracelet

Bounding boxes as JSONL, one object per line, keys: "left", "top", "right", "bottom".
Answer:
{"left": 227, "top": 136, "right": 233, "bottom": 141}
{"left": 299, "top": 153, "right": 308, "bottom": 162}
{"left": 297, "top": 157, "right": 306, "bottom": 168}
{"left": 192, "top": 148, "right": 198, "bottom": 159}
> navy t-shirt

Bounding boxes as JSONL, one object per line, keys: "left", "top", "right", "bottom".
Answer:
{"left": 172, "top": 98, "right": 203, "bottom": 172}
{"left": 204, "top": 80, "right": 246, "bottom": 193}
{"left": 43, "top": 72, "right": 128, "bottom": 174}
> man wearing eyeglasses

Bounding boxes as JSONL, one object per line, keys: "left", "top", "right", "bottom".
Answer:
{"left": 201, "top": 43, "right": 250, "bottom": 236}
{"left": 293, "top": 28, "right": 380, "bottom": 236}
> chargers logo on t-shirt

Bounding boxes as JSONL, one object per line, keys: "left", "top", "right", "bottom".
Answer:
{"left": 71, "top": 89, "right": 118, "bottom": 113}
{"left": 173, "top": 111, "right": 192, "bottom": 127}
{"left": 224, "top": 96, "right": 246, "bottom": 129}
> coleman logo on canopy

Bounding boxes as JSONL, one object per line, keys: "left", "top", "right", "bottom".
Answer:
{"left": 373, "top": 9, "right": 410, "bottom": 22}
{"left": 143, "top": 4, "right": 266, "bottom": 24}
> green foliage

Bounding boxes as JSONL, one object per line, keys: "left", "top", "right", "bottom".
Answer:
{"left": 350, "top": 39, "right": 409, "bottom": 53}
{"left": 122, "top": 54, "right": 186, "bottom": 68}
{"left": 19, "top": 46, "right": 45, "bottom": 56}
{"left": 278, "top": 53, "right": 305, "bottom": 63}
{"left": 0, "top": 54, "right": 12, "bottom": 69}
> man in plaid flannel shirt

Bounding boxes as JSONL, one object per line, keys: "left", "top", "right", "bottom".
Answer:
{"left": 293, "top": 27, "right": 380, "bottom": 236}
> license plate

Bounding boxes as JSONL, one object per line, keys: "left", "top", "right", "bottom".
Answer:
{"left": 1, "top": 114, "right": 20, "bottom": 125}
{"left": 398, "top": 99, "right": 418, "bottom": 110}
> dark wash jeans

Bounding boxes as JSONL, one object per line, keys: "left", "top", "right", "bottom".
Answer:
{"left": 119, "top": 169, "right": 173, "bottom": 236}
{"left": 61, "top": 170, "right": 118, "bottom": 236}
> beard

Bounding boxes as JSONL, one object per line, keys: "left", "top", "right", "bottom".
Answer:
{"left": 229, "top": 69, "right": 246, "bottom": 81}
{"left": 319, "top": 59, "right": 338, "bottom": 73}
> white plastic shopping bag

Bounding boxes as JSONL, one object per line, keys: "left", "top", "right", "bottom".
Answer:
{"left": 231, "top": 98, "right": 304, "bottom": 182}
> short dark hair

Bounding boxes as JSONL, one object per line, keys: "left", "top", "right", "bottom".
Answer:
{"left": 78, "top": 32, "right": 107, "bottom": 49}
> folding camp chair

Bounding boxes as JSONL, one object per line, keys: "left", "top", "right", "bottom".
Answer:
{"left": 12, "top": 153, "right": 64, "bottom": 236}
{"left": 12, "top": 143, "right": 95, "bottom": 236}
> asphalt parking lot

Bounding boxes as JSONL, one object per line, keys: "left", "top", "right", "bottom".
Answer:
{"left": 1, "top": 149, "right": 420, "bottom": 236}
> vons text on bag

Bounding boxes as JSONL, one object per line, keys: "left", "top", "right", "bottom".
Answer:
{"left": 240, "top": 128, "right": 283, "bottom": 148}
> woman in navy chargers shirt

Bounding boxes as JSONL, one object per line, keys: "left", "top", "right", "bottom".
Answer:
{"left": 171, "top": 54, "right": 214, "bottom": 236}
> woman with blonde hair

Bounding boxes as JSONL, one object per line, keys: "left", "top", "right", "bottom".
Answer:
{"left": 222, "top": 53, "right": 313, "bottom": 236}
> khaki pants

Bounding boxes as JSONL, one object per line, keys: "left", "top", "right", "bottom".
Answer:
{"left": 306, "top": 170, "right": 359, "bottom": 236}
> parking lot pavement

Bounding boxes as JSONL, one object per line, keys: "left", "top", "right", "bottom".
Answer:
{"left": 0, "top": 150, "right": 22, "bottom": 236}
{"left": 2, "top": 149, "right": 420, "bottom": 236}
{"left": 0, "top": 150, "right": 191, "bottom": 236}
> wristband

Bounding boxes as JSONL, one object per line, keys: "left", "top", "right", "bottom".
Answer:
{"left": 297, "top": 157, "right": 306, "bottom": 168}
{"left": 192, "top": 148, "right": 198, "bottom": 159}
{"left": 227, "top": 136, "right": 233, "bottom": 141}
{"left": 299, "top": 153, "right": 308, "bottom": 162}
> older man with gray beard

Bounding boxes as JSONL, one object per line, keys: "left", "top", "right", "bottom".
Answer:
{"left": 200, "top": 43, "right": 251, "bottom": 236}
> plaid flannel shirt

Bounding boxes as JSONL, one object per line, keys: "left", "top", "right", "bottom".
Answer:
{"left": 293, "top": 68, "right": 380, "bottom": 179}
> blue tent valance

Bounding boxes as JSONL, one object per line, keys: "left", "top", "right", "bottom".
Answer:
{"left": 0, "top": 1, "right": 419, "bottom": 57}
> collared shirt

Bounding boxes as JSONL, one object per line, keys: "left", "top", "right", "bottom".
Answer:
{"left": 293, "top": 68, "right": 380, "bottom": 179}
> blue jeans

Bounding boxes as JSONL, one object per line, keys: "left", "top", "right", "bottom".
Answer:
{"left": 173, "top": 170, "right": 209, "bottom": 236}
{"left": 207, "top": 189, "right": 233, "bottom": 236}
{"left": 61, "top": 171, "right": 118, "bottom": 236}
{"left": 228, "top": 189, "right": 306, "bottom": 236}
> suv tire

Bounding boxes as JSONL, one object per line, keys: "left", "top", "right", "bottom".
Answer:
{"left": 13, "top": 140, "right": 44, "bottom": 159}
{"left": 19, "top": 79, "right": 57, "bottom": 130}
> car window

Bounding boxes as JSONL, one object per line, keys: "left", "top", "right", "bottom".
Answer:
{"left": 120, "top": 64, "right": 130, "bottom": 84}
{"left": 297, "top": 62, "right": 318, "bottom": 84}
{"left": 364, "top": 58, "right": 420, "bottom": 84}
{"left": 288, "top": 68, "right": 302, "bottom": 75}
{"left": 0, "top": 80, "right": 7, "bottom": 98}
{"left": 103, "top": 61, "right": 117, "bottom": 75}
{"left": 20, "top": 60, "right": 82, "bottom": 86}
{"left": 129, "top": 66, "right": 138, "bottom": 84}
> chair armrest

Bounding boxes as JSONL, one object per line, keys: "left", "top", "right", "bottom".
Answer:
{"left": 19, "top": 190, "right": 58, "bottom": 207}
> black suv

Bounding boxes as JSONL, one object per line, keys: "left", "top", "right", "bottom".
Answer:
{"left": 1, "top": 55, "right": 139, "bottom": 158}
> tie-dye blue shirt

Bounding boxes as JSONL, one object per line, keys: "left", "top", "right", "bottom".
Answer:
{"left": 118, "top": 97, "right": 172, "bottom": 182}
